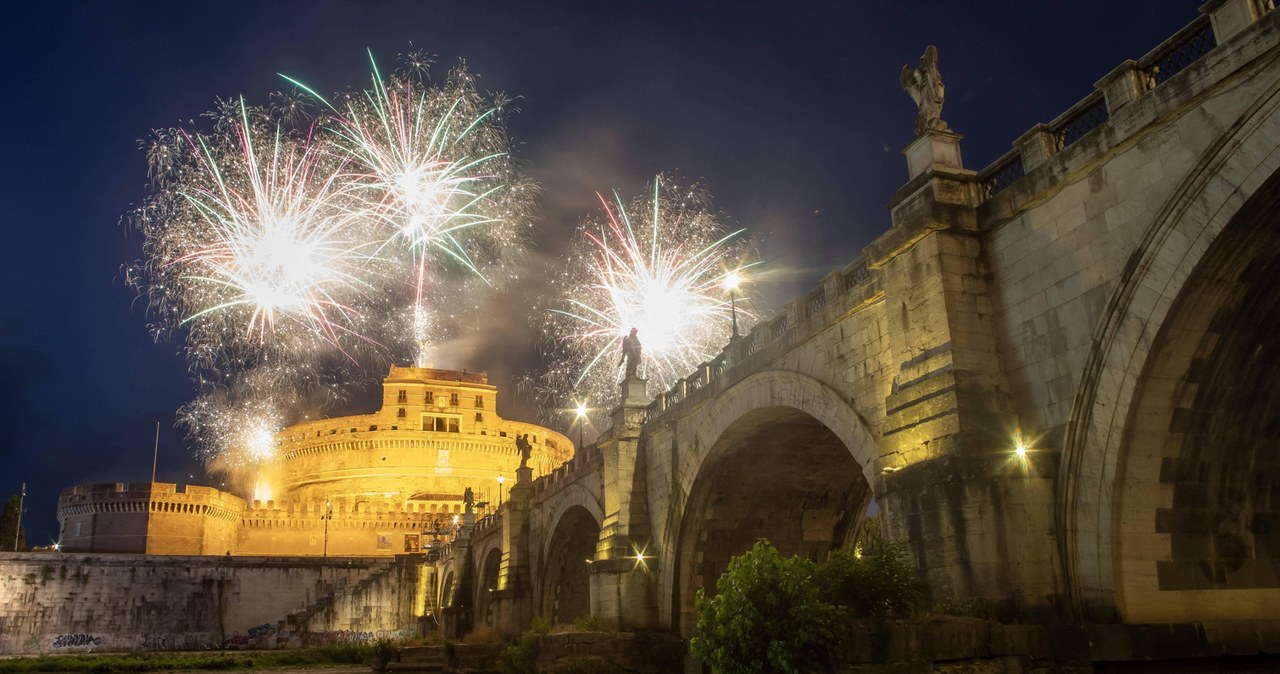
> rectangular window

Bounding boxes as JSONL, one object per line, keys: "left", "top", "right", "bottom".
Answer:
{"left": 397, "top": 408, "right": 406, "bottom": 418}
{"left": 435, "top": 417, "right": 447, "bottom": 432}
{"left": 475, "top": 395, "right": 484, "bottom": 408}
{"left": 475, "top": 412, "right": 483, "bottom": 423}
{"left": 397, "top": 390, "right": 407, "bottom": 403}
{"left": 426, "top": 391, "right": 435, "bottom": 404}
{"left": 448, "top": 418, "right": 459, "bottom": 433}
{"left": 449, "top": 393, "right": 459, "bottom": 406}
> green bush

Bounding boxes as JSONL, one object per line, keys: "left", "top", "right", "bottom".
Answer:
{"left": 814, "top": 538, "right": 927, "bottom": 618}
{"left": 690, "top": 538, "right": 928, "bottom": 673}
{"left": 571, "top": 614, "right": 610, "bottom": 632}
{"left": 690, "top": 540, "right": 847, "bottom": 674}
{"left": 497, "top": 616, "right": 550, "bottom": 674}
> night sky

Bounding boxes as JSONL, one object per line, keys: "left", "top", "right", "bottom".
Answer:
{"left": 1, "top": 2, "right": 1192, "bottom": 545}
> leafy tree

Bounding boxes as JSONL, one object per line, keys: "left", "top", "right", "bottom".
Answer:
{"left": 690, "top": 540, "right": 847, "bottom": 674}
{"left": 814, "top": 538, "right": 927, "bottom": 619}
{"left": 0, "top": 495, "right": 25, "bottom": 552}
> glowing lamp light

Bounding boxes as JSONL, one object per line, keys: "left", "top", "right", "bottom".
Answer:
{"left": 1014, "top": 442, "right": 1027, "bottom": 458}
{"left": 575, "top": 401, "right": 588, "bottom": 420}
{"left": 722, "top": 270, "right": 742, "bottom": 292}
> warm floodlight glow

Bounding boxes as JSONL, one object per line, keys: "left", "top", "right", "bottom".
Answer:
{"left": 575, "top": 401, "right": 588, "bottom": 419}
{"left": 1015, "top": 442, "right": 1027, "bottom": 458}
{"left": 723, "top": 270, "right": 742, "bottom": 292}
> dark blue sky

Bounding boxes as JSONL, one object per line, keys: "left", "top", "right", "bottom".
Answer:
{"left": 0, "top": 1, "right": 1191, "bottom": 544}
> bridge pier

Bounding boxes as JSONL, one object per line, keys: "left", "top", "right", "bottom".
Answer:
{"left": 873, "top": 131, "right": 1063, "bottom": 619}
{"left": 590, "top": 377, "right": 659, "bottom": 630}
{"left": 493, "top": 467, "right": 536, "bottom": 637}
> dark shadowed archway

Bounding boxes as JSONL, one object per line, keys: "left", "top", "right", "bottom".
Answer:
{"left": 1111, "top": 168, "right": 1280, "bottom": 621}
{"left": 672, "top": 405, "right": 871, "bottom": 635}
{"left": 474, "top": 548, "right": 502, "bottom": 630}
{"left": 540, "top": 505, "right": 601, "bottom": 624}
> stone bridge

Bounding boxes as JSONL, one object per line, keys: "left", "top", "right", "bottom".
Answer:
{"left": 431, "top": 1, "right": 1280, "bottom": 640}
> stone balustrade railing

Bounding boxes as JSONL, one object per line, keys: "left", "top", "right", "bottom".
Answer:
{"left": 645, "top": 253, "right": 880, "bottom": 425}
{"left": 532, "top": 444, "right": 602, "bottom": 496}
{"left": 976, "top": 2, "right": 1271, "bottom": 201}
{"left": 640, "top": 1, "right": 1276, "bottom": 428}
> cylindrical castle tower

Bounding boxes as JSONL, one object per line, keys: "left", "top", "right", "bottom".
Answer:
{"left": 235, "top": 366, "right": 574, "bottom": 556}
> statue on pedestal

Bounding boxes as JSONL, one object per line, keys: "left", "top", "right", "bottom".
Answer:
{"left": 901, "top": 45, "right": 949, "bottom": 137}
{"left": 516, "top": 433, "right": 532, "bottom": 471}
{"left": 463, "top": 487, "right": 474, "bottom": 514}
{"left": 620, "top": 327, "right": 642, "bottom": 379}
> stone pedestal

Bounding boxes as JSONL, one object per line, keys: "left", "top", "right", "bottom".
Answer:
{"left": 904, "top": 129, "right": 965, "bottom": 180}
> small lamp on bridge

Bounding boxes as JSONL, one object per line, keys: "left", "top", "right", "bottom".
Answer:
{"left": 574, "top": 400, "right": 589, "bottom": 450}
{"left": 497, "top": 475, "right": 505, "bottom": 507}
{"left": 723, "top": 270, "right": 743, "bottom": 340}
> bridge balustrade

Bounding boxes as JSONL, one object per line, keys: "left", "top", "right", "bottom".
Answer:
{"left": 980, "top": 150, "right": 1026, "bottom": 199}
{"left": 1141, "top": 15, "right": 1216, "bottom": 89}
{"left": 976, "top": 11, "right": 1225, "bottom": 203}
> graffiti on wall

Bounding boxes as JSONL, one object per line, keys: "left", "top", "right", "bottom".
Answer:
{"left": 51, "top": 633, "right": 102, "bottom": 648}
{"left": 138, "top": 633, "right": 216, "bottom": 651}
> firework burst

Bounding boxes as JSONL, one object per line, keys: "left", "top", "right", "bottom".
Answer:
{"left": 126, "top": 53, "right": 532, "bottom": 477}
{"left": 536, "top": 176, "right": 759, "bottom": 421}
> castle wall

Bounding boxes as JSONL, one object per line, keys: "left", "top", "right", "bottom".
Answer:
{"left": 0, "top": 552, "right": 421, "bottom": 654}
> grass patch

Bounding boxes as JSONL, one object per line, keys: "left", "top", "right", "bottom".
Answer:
{"left": 0, "top": 644, "right": 372, "bottom": 673}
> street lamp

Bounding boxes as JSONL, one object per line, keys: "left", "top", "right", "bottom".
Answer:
{"left": 13, "top": 482, "right": 25, "bottom": 552}
{"left": 724, "top": 270, "right": 743, "bottom": 340}
{"left": 322, "top": 500, "right": 333, "bottom": 558}
{"left": 574, "top": 401, "right": 589, "bottom": 450}
{"left": 496, "top": 475, "right": 505, "bottom": 508}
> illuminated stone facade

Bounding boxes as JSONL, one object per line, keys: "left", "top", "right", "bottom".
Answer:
{"left": 57, "top": 366, "right": 573, "bottom": 557}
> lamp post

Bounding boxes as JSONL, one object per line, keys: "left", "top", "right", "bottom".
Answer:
{"left": 496, "top": 475, "right": 505, "bottom": 508}
{"left": 322, "top": 500, "right": 333, "bottom": 558}
{"left": 575, "top": 401, "right": 588, "bottom": 450}
{"left": 724, "top": 270, "right": 742, "bottom": 340}
{"left": 13, "top": 482, "right": 25, "bottom": 552}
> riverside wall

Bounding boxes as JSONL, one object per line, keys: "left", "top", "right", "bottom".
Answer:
{"left": 0, "top": 552, "right": 423, "bottom": 654}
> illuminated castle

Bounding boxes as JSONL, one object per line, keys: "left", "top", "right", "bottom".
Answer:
{"left": 57, "top": 366, "right": 574, "bottom": 556}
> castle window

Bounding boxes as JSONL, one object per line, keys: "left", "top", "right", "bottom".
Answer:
{"left": 449, "top": 393, "right": 459, "bottom": 406}
{"left": 426, "top": 391, "right": 435, "bottom": 404}
{"left": 397, "top": 390, "right": 407, "bottom": 403}
{"left": 475, "top": 395, "right": 484, "bottom": 408}
{"left": 500, "top": 431, "right": 507, "bottom": 438}
{"left": 475, "top": 412, "right": 483, "bottom": 423}
{"left": 397, "top": 408, "right": 406, "bottom": 419}
{"left": 448, "top": 418, "right": 459, "bottom": 433}
{"left": 435, "top": 417, "right": 446, "bottom": 432}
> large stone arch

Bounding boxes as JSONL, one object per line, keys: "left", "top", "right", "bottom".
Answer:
{"left": 539, "top": 484, "right": 605, "bottom": 567}
{"left": 664, "top": 370, "right": 881, "bottom": 635}
{"left": 473, "top": 546, "right": 502, "bottom": 631}
{"left": 1061, "top": 77, "right": 1280, "bottom": 622}
{"left": 539, "top": 504, "right": 601, "bottom": 624}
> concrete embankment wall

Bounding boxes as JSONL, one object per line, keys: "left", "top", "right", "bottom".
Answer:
{"left": 0, "top": 552, "right": 422, "bottom": 654}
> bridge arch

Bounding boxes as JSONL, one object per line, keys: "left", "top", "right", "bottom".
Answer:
{"left": 664, "top": 370, "right": 880, "bottom": 634}
{"left": 474, "top": 546, "right": 502, "bottom": 631}
{"left": 1062, "top": 79, "right": 1280, "bottom": 622}
{"left": 539, "top": 504, "right": 601, "bottom": 624}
